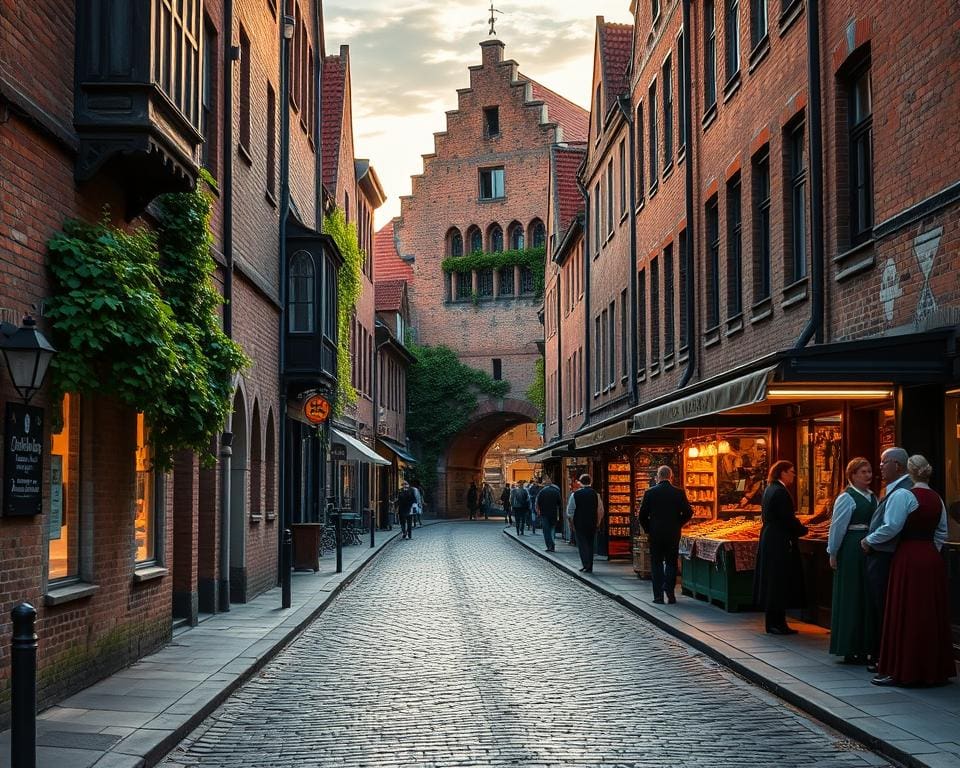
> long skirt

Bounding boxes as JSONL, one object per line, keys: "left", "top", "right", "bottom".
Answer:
{"left": 828, "top": 529, "right": 877, "bottom": 658}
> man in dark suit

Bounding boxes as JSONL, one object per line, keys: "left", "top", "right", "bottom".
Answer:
{"left": 565, "top": 474, "right": 605, "bottom": 573}
{"left": 638, "top": 466, "right": 693, "bottom": 604}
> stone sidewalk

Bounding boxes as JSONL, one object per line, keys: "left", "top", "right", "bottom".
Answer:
{"left": 505, "top": 526, "right": 960, "bottom": 768}
{"left": 0, "top": 524, "right": 414, "bottom": 768}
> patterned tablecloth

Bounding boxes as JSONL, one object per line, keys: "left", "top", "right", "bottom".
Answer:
{"left": 680, "top": 536, "right": 760, "bottom": 571}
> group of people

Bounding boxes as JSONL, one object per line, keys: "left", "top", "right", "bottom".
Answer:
{"left": 755, "top": 448, "right": 954, "bottom": 688}
{"left": 465, "top": 480, "right": 496, "bottom": 521}
{"left": 394, "top": 480, "right": 424, "bottom": 540}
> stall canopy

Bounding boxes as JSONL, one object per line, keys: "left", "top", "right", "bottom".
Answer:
{"left": 331, "top": 427, "right": 390, "bottom": 465}
{"left": 632, "top": 365, "right": 778, "bottom": 433}
{"left": 378, "top": 436, "right": 418, "bottom": 464}
{"left": 574, "top": 419, "right": 633, "bottom": 451}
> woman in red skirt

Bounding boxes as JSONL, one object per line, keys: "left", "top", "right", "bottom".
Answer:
{"left": 866, "top": 454, "right": 954, "bottom": 687}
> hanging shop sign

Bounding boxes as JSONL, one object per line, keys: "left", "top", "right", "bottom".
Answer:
{"left": 303, "top": 394, "right": 331, "bottom": 424}
{"left": 4, "top": 402, "right": 44, "bottom": 517}
{"left": 330, "top": 443, "right": 347, "bottom": 461}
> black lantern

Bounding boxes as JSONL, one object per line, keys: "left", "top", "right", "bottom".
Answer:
{"left": 0, "top": 315, "right": 56, "bottom": 403}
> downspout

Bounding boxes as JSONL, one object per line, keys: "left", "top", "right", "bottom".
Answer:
{"left": 217, "top": 0, "right": 236, "bottom": 614}
{"left": 555, "top": 264, "right": 563, "bottom": 439}
{"left": 314, "top": 4, "right": 323, "bottom": 226}
{"left": 616, "top": 96, "right": 639, "bottom": 404}
{"left": 794, "top": 0, "right": 825, "bottom": 348}
{"left": 577, "top": 177, "right": 592, "bottom": 424}
{"left": 678, "top": 0, "right": 697, "bottom": 388}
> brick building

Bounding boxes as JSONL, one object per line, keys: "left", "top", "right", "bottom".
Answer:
{"left": 0, "top": 0, "right": 348, "bottom": 720}
{"left": 397, "top": 38, "right": 588, "bottom": 514}
{"left": 538, "top": 1, "right": 959, "bottom": 645}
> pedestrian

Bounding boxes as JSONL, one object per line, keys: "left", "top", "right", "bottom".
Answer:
{"left": 466, "top": 481, "right": 478, "bottom": 520}
{"left": 527, "top": 476, "right": 542, "bottom": 534}
{"left": 753, "top": 460, "right": 808, "bottom": 635}
{"left": 396, "top": 481, "right": 416, "bottom": 540}
{"left": 481, "top": 482, "right": 494, "bottom": 520}
{"left": 638, "top": 466, "right": 693, "bottom": 604}
{"left": 411, "top": 481, "right": 424, "bottom": 528}
{"left": 865, "top": 455, "right": 954, "bottom": 687}
{"left": 535, "top": 474, "right": 562, "bottom": 552}
{"left": 500, "top": 483, "right": 512, "bottom": 525}
{"left": 566, "top": 474, "right": 604, "bottom": 573}
{"left": 826, "top": 457, "right": 878, "bottom": 664}
{"left": 510, "top": 482, "right": 530, "bottom": 535}
{"left": 859, "top": 447, "right": 912, "bottom": 673}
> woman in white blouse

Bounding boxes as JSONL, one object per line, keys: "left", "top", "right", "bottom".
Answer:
{"left": 826, "top": 457, "right": 878, "bottom": 664}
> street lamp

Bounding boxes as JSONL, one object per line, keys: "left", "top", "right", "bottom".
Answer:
{"left": 0, "top": 315, "right": 56, "bottom": 404}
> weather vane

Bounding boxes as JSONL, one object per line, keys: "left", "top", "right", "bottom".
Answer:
{"left": 488, "top": 1, "right": 503, "bottom": 36}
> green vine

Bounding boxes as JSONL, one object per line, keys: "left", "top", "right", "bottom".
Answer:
{"left": 526, "top": 355, "right": 545, "bottom": 421}
{"left": 322, "top": 207, "right": 364, "bottom": 416}
{"left": 46, "top": 170, "right": 249, "bottom": 469}
{"left": 405, "top": 342, "right": 510, "bottom": 494}
{"left": 441, "top": 246, "right": 545, "bottom": 299}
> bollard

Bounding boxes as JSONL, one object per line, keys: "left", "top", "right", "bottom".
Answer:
{"left": 369, "top": 507, "right": 375, "bottom": 549}
{"left": 335, "top": 512, "right": 343, "bottom": 574}
{"left": 11, "top": 602, "right": 37, "bottom": 768}
{"left": 281, "top": 529, "right": 292, "bottom": 609}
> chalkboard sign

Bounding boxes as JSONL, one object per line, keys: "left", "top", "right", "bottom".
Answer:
{"left": 4, "top": 403, "right": 44, "bottom": 517}
{"left": 330, "top": 443, "right": 347, "bottom": 461}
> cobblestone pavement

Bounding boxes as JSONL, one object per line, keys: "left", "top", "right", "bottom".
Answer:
{"left": 160, "top": 523, "right": 888, "bottom": 768}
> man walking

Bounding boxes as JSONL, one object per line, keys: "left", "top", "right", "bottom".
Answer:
{"left": 500, "top": 483, "right": 512, "bottom": 524}
{"left": 396, "top": 481, "right": 416, "bottom": 540}
{"left": 535, "top": 475, "right": 562, "bottom": 552}
{"left": 510, "top": 482, "right": 531, "bottom": 535}
{"left": 466, "top": 481, "right": 479, "bottom": 520}
{"left": 566, "top": 474, "right": 604, "bottom": 572}
{"left": 638, "top": 466, "right": 693, "bottom": 604}
{"left": 861, "top": 447, "right": 913, "bottom": 672}
{"left": 527, "top": 477, "right": 543, "bottom": 534}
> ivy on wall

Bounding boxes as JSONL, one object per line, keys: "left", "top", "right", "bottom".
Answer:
{"left": 405, "top": 342, "right": 510, "bottom": 494}
{"left": 441, "top": 246, "right": 546, "bottom": 299}
{"left": 46, "top": 170, "right": 249, "bottom": 469}
{"left": 322, "top": 207, "right": 364, "bottom": 416}
{"left": 526, "top": 355, "right": 545, "bottom": 422}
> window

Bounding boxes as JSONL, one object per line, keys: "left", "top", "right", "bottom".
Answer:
{"left": 705, "top": 196, "right": 720, "bottom": 328}
{"left": 594, "top": 315, "right": 602, "bottom": 394}
{"left": 288, "top": 251, "right": 315, "bottom": 332}
{"left": 509, "top": 222, "right": 524, "bottom": 250}
{"left": 618, "top": 140, "right": 627, "bottom": 216}
{"left": 490, "top": 225, "right": 504, "bottom": 252}
{"left": 201, "top": 18, "right": 218, "bottom": 176}
{"left": 468, "top": 226, "right": 483, "bottom": 254}
{"left": 704, "top": 0, "right": 717, "bottom": 110}
{"left": 290, "top": 3, "right": 301, "bottom": 111}
{"left": 479, "top": 167, "right": 505, "bottom": 200}
{"left": 638, "top": 269, "right": 647, "bottom": 373}
{"left": 751, "top": 0, "right": 768, "bottom": 48}
{"left": 648, "top": 81, "right": 658, "bottom": 188}
{"left": 593, "top": 183, "right": 601, "bottom": 253}
{"left": 477, "top": 268, "right": 494, "bottom": 297}
{"left": 678, "top": 229, "right": 689, "bottom": 350}
{"left": 595, "top": 83, "right": 603, "bottom": 136}
{"left": 455, "top": 272, "right": 472, "bottom": 301}
{"left": 492, "top": 358, "right": 502, "bottom": 380}
{"left": 135, "top": 413, "right": 156, "bottom": 563}
{"left": 636, "top": 103, "right": 645, "bottom": 202}
{"left": 449, "top": 228, "right": 463, "bottom": 257}
{"left": 498, "top": 265, "right": 514, "bottom": 296}
{"left": 787, "top": 121, "right": 808, "bottom": 282}
{"left": 48, "top": 393, "right": 80, "bottom": 581}
{"left": 727, "top": 174, "right": 743, "bottom": 316}
{"left": 266, "top": 83, "right": 276, "bottom": 198}
{"left": 607, "top": 301, "right": 616, "bottom": 387}
{"left": 154, "top": 0, "right": 201, "bottom": 129}
{"left": 519, "top": 266, "right": 535, "bottom": 295}
{"left": 531, "top": 220, "right": 545, "bottom": 248}
{"left": 606, "top": 161, "right": 614, "bottom": 235}
{"left": 239, "top": 26, "right": 251, "bottom": 154}
{"left": 650, "top": 257, "right": 660, "bottom": 364}
{"left": 484, "top": 106, "right": 500, "bottom": 137}
{"left": 848, "top": 63, "right": 874, "bottom": 245}
{"left": 662, "top": 57, "right": 673, "bottom": 169}
{"left": 725, "top": 0, "right": 740, "bottom": 82}
{"left": 752, "top": 148, "right": 771, "bottom": 301}
{"left": 677, "top": 33, "right": 686, "bottom": 155}
{"left": 620, "top": 289, "right": 628, "bottom": 377}
{"left": 664, "top": 244, "right": 675, "bottom": 356}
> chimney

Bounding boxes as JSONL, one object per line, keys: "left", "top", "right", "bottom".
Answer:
{"left": 479, "top": 39, "right": 505, "bottom": 67}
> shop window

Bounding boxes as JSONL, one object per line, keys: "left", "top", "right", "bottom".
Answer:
{"left": 135, "top": 413, "right": 156, "bottom": 563}
{"left": 796, "top": 418, "right": 843, "bottom": 516}
{"left": 479, "top": 167, "right": 505, "bottom": 200}
{"left": 288, "top": 251, "right": 315, "bottom": 332}
{"left": 48, "top": 393, "right": 80, "bottom": 581}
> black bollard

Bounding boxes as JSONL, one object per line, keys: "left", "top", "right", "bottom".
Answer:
{"left": 369, "top": 507, "right": 375, "bottom": 549}
{"left": 335, "top": 512, "right": 342, "bottom": 574}
{"left": 281, "top": 529, "right": 292, "bottom": 609}
{"left": 11, "top": 602, "right": 37, "bottom": 768}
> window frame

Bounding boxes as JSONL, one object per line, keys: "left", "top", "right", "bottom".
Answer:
{"left": 478, "top": 167, "right": 505, "bottom": 200}
{"left": 664, "top": 243, "right": 675, "bottom": 357}
{"left": 725, "top": 0, "right": 741, "bottom": 82}
{"left": 636, "top": 102, "right": 646, "bottom": 204}
{"left": 848, "top": 61, "right": 874, "bottom": 246}
{"left": 648, "top": 81, "right": 659, "bottom": 190}
{"left": 705, "top": 195, "right": 721, "bottom": 329}
{"left": 750, "top": 0, "right": 768, "bottom": 49}
{"left": 662, "top": 56, "right": 674, "bottom": 170}
{"left": 288, "top": 250, "right": 316, "bottom": 333}
{"left": 726, "top": 173, "right": 743, "bottom": 317}
{"left": 483, "top": 105, "right": 501, "bottom": 138}
{"left": 787, "top": 120, "right": 808, "bottom": 283}
{"left": 650, "top": 256, "right": 660, "bottom": 365}
{"left": 752, "top": 148, "right": 772, "bottom": 302}
{"left": 704, "top": 0, "right": 718, "bottom": 110}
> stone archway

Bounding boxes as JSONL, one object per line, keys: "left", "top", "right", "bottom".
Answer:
{"left": 439, "top": 396, "right": 540, "bottom": 517}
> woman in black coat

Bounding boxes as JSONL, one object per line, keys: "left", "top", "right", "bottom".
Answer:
{"left": 753, "top": 460, "right": 808, "bottom": 634}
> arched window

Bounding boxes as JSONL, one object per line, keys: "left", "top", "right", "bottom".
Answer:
{"left": 288, "top": 250, "right": 315, "bottom": 332}
{"left": 466, "top": 225, "right": 483, "bottom": 254}
{"left": 489, "top": 224, "right": 504, "bottom": 253}
{"left": 508, "top": 221, "right": 524, "bottom": 250}
{"left": 265, "top": 410, "right": 276, "bottom": 520}
{"left": 447, "top": 227, "right": 463, "bottom": 257}
{"left": 249, "top": 402, "right": 262, "bottom": 519}
{"left": 530, "top": 219, "right": 546, "bottom": 248}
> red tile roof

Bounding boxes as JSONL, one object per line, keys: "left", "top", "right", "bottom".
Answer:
{"left": 374, "top": 220, "right": 413, "bottom": 281}
{"left": 375, "top": 279, "right": 406, "bottom": 312}
{"left": 599, "top": 21, "right": 633, "bottom": 115}
{"left": 321, "top": 54, "right": 346, "bottom": 191}
{"left": 552, "top": 143, "right": 587, "bottom": 244}
{"left": 521, "top": 77, "right": 589, "bottom": 143}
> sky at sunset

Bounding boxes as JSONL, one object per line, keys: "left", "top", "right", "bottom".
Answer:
{"left": 322, "top": 0, "right": 633, "bottom": 226}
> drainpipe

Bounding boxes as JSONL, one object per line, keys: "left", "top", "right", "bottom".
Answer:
{"left": 217, "top": 0, "right": 236, "bottom": 614}
{"left": 313, "top": 3, "right": 323, "bottom": 225}
{"left": 794, "top": 0, "right": 825, "bottom": 349}
{"left": 616, "top": 96, "right": 639, "bottom": 404}
{"left": 678, "top": 0, "right": 697, "bottom": 389}
{"left": 555, "top": 263, "right": 563, "bottom": 439}
{"left": 577, "top": 177, "right": 592, "bottom": 424}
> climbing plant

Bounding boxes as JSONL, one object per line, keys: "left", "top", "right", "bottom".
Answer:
{"left": 405, "top": 342, "right": 510, "bottom": 494}
{"left": 526, "top": 355, "right": 545, "bottom": 421}
{"left": 441, "top": 246, "right": 546, "bottom": 299}
{"left": 45, "top": 170, "right": 249, "bottom": 469}
{"left": 323, "top": 207, "right": 364, "bottom": 415}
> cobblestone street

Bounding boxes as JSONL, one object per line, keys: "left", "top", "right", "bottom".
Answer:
{"left": 160, "top": 523, "right": 887, "bottom": 767}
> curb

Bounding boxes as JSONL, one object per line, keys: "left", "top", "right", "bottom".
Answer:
{"left": 504, "top": 529, "right": 918, "bottom": 768}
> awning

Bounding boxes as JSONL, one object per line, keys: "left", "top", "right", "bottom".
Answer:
{"left": 632, "top": 365, "right": 778, "bottom": 433}
{"left": 527, "top": 439, "right": 573, "bottom": 463}
{"left": 377, "top": 436, "right": 418, "bottom": 464}
{"left": 331, "top": 427, "right": 390, "bottom": 466}
{"left": 574, "top": 419, "right": 633, "bottom": 451}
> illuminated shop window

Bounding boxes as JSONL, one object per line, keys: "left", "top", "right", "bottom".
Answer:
{"left": 135, "top": 413, "right": 156, "bottom": 563}
{"left": 48, "top": 394, "right": 80, "bottom": 581}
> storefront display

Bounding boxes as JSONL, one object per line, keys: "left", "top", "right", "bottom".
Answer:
{"left": 631, "top": 447, "right": 681, "bottom": 577}
{"left": 797, "top": 417, "right": 843, "bottom": 517}
{"left": 605, "top": 458, "right": 632, "bottom": 558}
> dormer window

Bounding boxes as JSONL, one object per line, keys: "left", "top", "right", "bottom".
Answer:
{"left": 484, "top": 106, "right": 500, "bottom": 137}
{"left": 289, "top": 251, "right": 316, "bottom": 333}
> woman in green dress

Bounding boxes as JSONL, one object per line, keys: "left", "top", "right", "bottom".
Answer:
{"left": 826, "top": 457, "right": 879, "bottom": 663}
